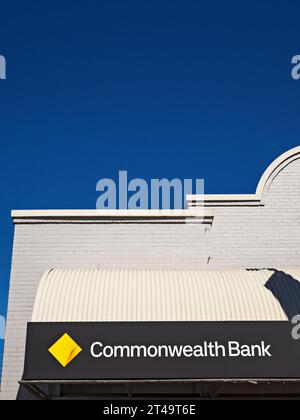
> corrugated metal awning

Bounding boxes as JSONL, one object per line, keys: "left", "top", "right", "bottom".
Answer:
{"left": 32, "top": 268, "right": 300, "bottom": 322}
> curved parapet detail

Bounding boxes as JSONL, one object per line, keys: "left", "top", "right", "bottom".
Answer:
{"left": 187, "top": 146, "right": 300, "bottom": 207}
{"left": 256, "top": 146, "right": 300, "bottom": 200}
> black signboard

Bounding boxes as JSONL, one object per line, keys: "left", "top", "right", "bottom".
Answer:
{"left": 22, "top": 321, "right": 300, "bottom": 380}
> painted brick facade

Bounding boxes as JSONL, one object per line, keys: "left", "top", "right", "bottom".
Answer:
{"left": 1, "top": 149, "right": 300, "bottom": 399}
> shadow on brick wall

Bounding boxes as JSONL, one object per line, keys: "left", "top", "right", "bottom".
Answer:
{"left": 265, "top": 270, "right": 300, "bottom": 320}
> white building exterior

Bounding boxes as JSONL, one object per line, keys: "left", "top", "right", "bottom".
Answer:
{"left": 1, "top": 146, "right": 300, "bottom": 400}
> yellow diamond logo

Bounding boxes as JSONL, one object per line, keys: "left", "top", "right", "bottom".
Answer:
{"left": 48, "top": 333, "right": 82, "bottom": 367}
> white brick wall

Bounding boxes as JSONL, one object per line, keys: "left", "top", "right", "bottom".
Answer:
{"left": 1, "top": 156, "right": 300, "bottom": 400}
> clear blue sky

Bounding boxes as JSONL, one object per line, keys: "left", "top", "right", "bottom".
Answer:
{"left": 0, "top": 0, "right": 300, "bottom": 374}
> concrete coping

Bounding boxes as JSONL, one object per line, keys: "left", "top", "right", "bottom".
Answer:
{"left": 11, "top": 209, "right": 214, "bottom": 219}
